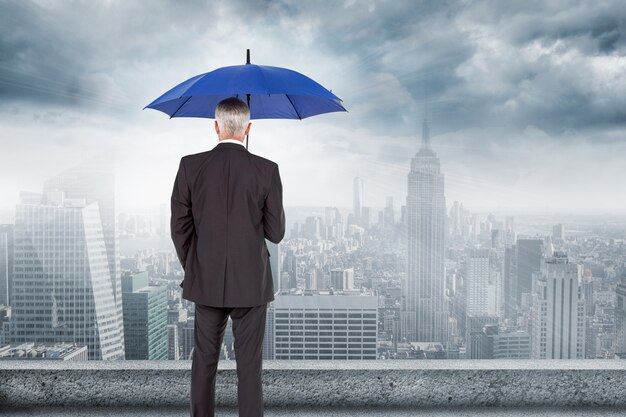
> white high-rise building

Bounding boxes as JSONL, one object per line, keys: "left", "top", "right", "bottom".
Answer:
{"left": 402, "top": 105, "right": 448, "bottom": 344}
{"left": 9, "top": 190, "right": 125, "bottom": 360}
{"left": 466, "top": 248, "right": 491, "bottom": 315}
{"left": 531, "top": 251, "right": 586, "bottom": 359}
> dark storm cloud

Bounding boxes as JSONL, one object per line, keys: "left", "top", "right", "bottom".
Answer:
{"left": 1, "top": 0, "right": 625, "bottom": 136}
{"left": 0, "top": 0, "right": 218, "bottom": 112}
{"left": 223, "top": 0, "right": 626, "bottom": 136}
{"left": 486, "top": 1, "right": 626, "bottom": 54}
{"left": 222, "top": 0, "right": 471, "bottom": 132}
{"left": 447, "top": 0, "right": 626, "bottom": 134}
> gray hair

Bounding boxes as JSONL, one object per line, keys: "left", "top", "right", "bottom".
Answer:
{"left": 214, "top": 97, "right": 250, "bottom": 137}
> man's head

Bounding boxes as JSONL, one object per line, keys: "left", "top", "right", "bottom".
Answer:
{"left": 214, "top": 97, "right": 252, "bottom": 141}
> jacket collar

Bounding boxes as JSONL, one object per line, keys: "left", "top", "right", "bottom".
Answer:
{"left": 214, "top": 141, "right": 248, "bottom": 152}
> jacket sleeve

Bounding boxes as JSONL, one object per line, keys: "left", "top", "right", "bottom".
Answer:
{"left": 263, "top": 164, "right": 286, "bottom": 244}
{"left": 171, "top": 157, "right": 195, "bottom": 270}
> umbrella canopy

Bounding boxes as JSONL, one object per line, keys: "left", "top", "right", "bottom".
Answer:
{"left": 143, "top": 50, "right": 346, "bottom": 121}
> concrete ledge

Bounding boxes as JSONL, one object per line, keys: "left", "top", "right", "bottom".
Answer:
{"left": 1, "top": 360, "right": 626, "bottom": 408}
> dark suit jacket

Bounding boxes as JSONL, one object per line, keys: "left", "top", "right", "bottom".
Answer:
{"left": 170, "top": 141, "right": 286, "bottom": 307}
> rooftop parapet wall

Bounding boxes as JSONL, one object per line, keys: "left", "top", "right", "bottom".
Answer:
{"left": 1, "top": 360, "right": 626, "bottom": 408}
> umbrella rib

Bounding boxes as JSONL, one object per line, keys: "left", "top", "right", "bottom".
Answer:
{"left": 169, "top": 96, "right": 192, "bottom": 119}
{"left": 285, "top": 94, "right": 302, "bottom": 120}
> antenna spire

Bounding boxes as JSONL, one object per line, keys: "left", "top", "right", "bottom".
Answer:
{"left": 421, "top": 98, "right": 430, "bottom": 150}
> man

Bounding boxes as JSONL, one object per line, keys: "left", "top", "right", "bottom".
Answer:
{"left": 170, "top": 97, "right": 286, "bottom": 417}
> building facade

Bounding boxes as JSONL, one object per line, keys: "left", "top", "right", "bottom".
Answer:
{"left": 9, "top": 190, "right": 125, "bottom": 360}
{"left": 272, "top": 289, "right": 378, "bottom": 360}
{"left": 403, "top": 109, "right": 448, "bottom": 344}
{"left": 531, "top": 252, "right": 586, "bottom": 359}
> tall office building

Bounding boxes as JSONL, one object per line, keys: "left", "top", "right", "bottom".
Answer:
{"left": 503, "top": 244, "right": 517, "bottom": 320}
{"left": 41, "top": 152, "right": 124, "bottom": 353}
{"left": 167, "top": 324, "right": 180, "bottom": 360}
{"left": 403, "top": 106, "right": 448, "bottom": 344}
{"left": 531, "top": 251, "right": 586, "bottom": 359}
{"left": 9, "top": 190, "right": 125, "bottom": 360}
{"left": 615, "top": 275, "right": 626, "bottom": 355}
{"left": 0, "top": 224, "right": 13, "bottom": 307}
{"left": 273, "top": 289, "right": 378, "bottom": 360}
{"left": 263, "top": 303, "right": 275, "bottom": 360}
{"left": 121, "top": 271, "right": 168, "bottom": 360}
{"left": 182, "top": 319, "right": 195, "bottom": 360}
{"left": 504, "top": 238, "right": 543, "bottom": 321}
{"left": 353, "top": 177, "right": 364, "bottom": 226}
{"left": 466, "top": 248, "right": 492, "bottom": 315}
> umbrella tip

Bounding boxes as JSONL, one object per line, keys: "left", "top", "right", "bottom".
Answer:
{"left": 246, "top": 49, "right": 250, "bottom": 65}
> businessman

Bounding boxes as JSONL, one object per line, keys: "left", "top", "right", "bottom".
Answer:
{"left": 170, "top": 97, "right": 286, "bottom": 417}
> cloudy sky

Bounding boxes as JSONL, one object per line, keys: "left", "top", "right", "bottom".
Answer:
{"left": 1, "top": 0, "right": 625, "bottom": 222}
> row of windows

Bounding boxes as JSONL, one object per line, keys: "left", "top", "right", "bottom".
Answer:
{"left": 276, "top": 331, "right": 377, "bottom": 336}
{"left": 275, "top": 349, "right": 377, "bottom": 354}
{"left": 276, "top": 319, "right": 376, "bottom": 324}
{"left": 276, "top": 336, "right": 376, "bottom": 342}
{"left": 275, "top": 341, "right": 375, "bottom": 346}
{"left": 275, "top": 330, "right": 373, "bottom": 336}
{"left": 276, "top": 325, "right": 376, "bottom": 330}
{"left": 276, "top": 312, "right": 376, "bottom": 318}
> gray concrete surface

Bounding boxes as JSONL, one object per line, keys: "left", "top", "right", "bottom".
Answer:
{"left": 1, "top": 360, "right": 626, "bottom": 408}
{"left": 2, "top": 406, "right": 626, "bottom": 417}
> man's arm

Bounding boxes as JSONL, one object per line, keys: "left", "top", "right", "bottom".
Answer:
{"left": 263, "top": 164, "right": 286, "bottom": 244}
{"left": 171, "top": 157, "right": 195, "bottom": 270}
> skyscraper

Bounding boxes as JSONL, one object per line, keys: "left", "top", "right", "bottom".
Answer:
{"left": 531, "top": 251, "right": 586, "bottom": 359}
{"left": 614, "top": 274, "right": 626, "bottom": 355}
{"left": 10, "top": 190, "right": 125, "bottom": 360}
{"left": 466, "top": 248, "right": 492, "bottom": 315}
{"left": 353, "top": 177, "right": 364, "bottom": 226}
{"left": 402, "top": 106, "right": 448, "bottom": 344}
{"left": 0, "top": 224, "right": 13, "bottom": 307}
{"left": 121, "top": 271, "right": 168, "bottom": 360}
{"left": 41, "top": 152, "right": 124, "bottom": 353}
{"left": 516, "top": 238, "right": 544, "bottom": 307}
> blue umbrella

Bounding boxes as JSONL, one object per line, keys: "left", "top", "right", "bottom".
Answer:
{"left": 143, "top": 49, "right": 347, "bottom": 149}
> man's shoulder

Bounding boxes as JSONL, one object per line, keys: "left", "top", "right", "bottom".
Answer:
{"left": 181, "top": 150, "right": 211, "bottom": 162}
{"left": 247, "top": 152, "right": 278, "bottom": 170}
{"left": 181, "top": 149, "right": 277, "bottom": 170}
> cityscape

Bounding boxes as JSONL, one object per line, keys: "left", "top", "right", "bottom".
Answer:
{"left": 2, "top": 111, "right": 625, "bottom": 362}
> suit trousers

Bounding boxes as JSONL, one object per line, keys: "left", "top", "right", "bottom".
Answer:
{"left": 191, "top": 302, "right": 268, "bottom": 417}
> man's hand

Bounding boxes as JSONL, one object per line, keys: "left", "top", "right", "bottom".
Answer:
{"left": 171, "top": 157, "right": 195, "bottom": 270}
{"left": 263, "top": 163, "right": 286, "bottom": 244}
